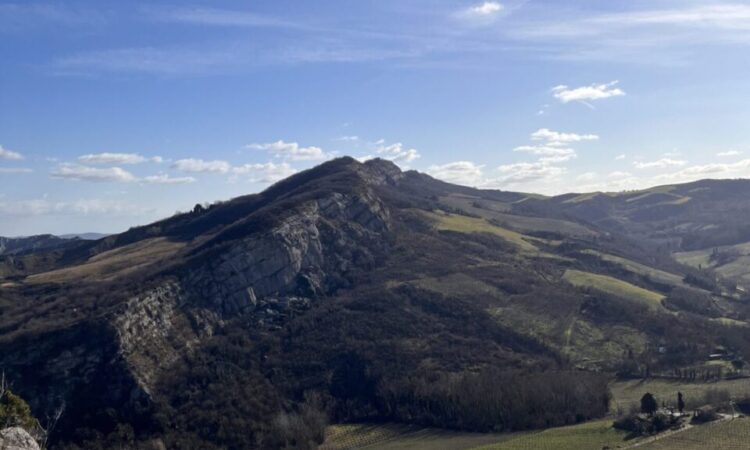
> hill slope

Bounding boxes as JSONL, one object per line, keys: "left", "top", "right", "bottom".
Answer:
{"left": 1, "top": 158, "right": 749, "bottom": 448}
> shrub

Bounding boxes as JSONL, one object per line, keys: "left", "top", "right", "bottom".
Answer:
{"left": 0, "top": 389, "right": 37, "bottom": 431}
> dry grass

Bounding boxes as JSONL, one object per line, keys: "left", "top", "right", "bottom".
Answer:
{"left": 26, "top": 237, "right": 185, "bottom": 284}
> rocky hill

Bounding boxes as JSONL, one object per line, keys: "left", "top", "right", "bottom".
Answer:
{"left": 1, "top": 157, "right": 749, "bottom": 448}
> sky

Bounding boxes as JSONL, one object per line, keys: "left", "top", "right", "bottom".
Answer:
{"left": 3, "top": 0, "right": 750, "bottom": 235}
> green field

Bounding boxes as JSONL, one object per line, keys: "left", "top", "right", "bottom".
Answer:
{"left": 639, "top": 417, "right": 750, "bottom": 449}
{"left": 421, "top": 210, "right": 540, "bottom": 252}
{"left": 320, "top": 423, "right": 517, "bottom": 450}
{"left": 610, "top": 378, "right": 750, "bottom": 412}
{"left": 475, "top": 420, "right": 630, "bottom": 450}
{"left": 438, "top": 194, "right": 596, "bottom": 238}
{"left": 675, "top": 241, "right": 750, "bottom": 286}
{"left": 581, "top": 250, "right": 685, "bottom": 287}
{"left": 562, "top": 269, "right": 666, "bottom": 307}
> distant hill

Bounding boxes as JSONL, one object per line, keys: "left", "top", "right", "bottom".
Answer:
{"left": 1, "top": 157, "right": 749, "bottom": 448}
{"left": 58, "top": 232, "right": 110, "bottom": 241}
{"left": 0, "top": 234, "right": 76, "bottom": 257}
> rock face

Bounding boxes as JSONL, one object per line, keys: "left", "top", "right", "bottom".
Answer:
{"left": 185, "top": 189, "right": 392, "bottom": 316}
{"left": 0, "top": 427, "right": 40, "bottom": 450}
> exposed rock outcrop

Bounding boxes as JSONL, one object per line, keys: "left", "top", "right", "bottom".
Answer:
{"left": 186, "top": 189, "right": 392, "bottom": 316}
{"left": 0, "top": 427, "right": 40, "bottom": 450}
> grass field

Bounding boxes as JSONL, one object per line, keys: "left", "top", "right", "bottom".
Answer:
{"left": 610, "top": 378, "right": 750, "bottom": 412}
{"left": 474, "top": 420, "right": 631, "bottom": 450}
{"left": 26, "top": 237, "right": 185, "bottom": 283}
{"left": 638, "top": 417, "right": 750, "bottom": 449}
{"left": 320, "top": 423, "right": 516, "bottom": 450}
{"left": 581, "top": 250, "right": 685, "bottom": 287}
{"left": 562, "top": 269, "right": 666, "bottom": 307}
{"left": 438, "top": 194, "right": 596, "bottom": 238}
{"left": 421, "top": 210, "right": 540, "bottom": 252}
{"left": 675, "top": 241, "right": 750, "bottom": 286}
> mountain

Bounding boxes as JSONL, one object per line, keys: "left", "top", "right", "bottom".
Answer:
{"left": 0, "top": 235, "right": 77, "bottom": 257}
{"left": 58, "top": 233, "right": 110, "bottom": 241}
{"left": 1, "top": 157, "right": 749, "bottom": 449}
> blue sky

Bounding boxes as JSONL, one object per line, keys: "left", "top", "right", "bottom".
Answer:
{"left": 2, "top": 0, "right": 750, "bottom": 235}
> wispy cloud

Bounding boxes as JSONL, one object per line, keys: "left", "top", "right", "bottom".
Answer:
{"left": 247, "top": 140, "right": 329, "bottom": 161}
{"left": 717, "top": 150, "right": 743, "bottom": 157}
{"left": 78, "top": 152, "right": 161, "bottom": 165}
{"left": 427, "top": 161, "right": 485, "bottom": 185}
{"left": 634, "top": 158, "right": 688, "bottom": 169}
{"left": 552, "top": 81, "right": 625, "bottom": 106}
{"left": 148, "top": 6, "right": 299, "bottom": 29}
{"left": 0, "top": 198, "right": 154, "bottom": 217}
{"left": 531, "top": 128, "right": 599, "bottom": 143}
{"left": 458, "top": 2, "right": 505, "bottom": 24}
{"left": 231, "top": 162, "right": 297, "bottom": 183}
{"left": 375, "top": 141, "right": 420, "bottom": 163}
{"left": 0, "top": 167, "right": 33, "bottom": 174}
{"left": 0, "top": 145, "right": 23, "bottom": 160}
{"left": 171, "top": 159, "right": 232, "bottom": 173}
{"left": 497, "top": 161, "right": 566, "bottom": 184}
{"left": 51, "top": 164, "right": 136, "bottom": 182}
{"left": 142, "top": 174, "right": 196, "bottom": 185}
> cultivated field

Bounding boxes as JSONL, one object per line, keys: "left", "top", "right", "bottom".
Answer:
{"left": 475, "top": 419, "right": 630, "bottom": 450}
{"left": 639, "top": 416, "right": 750, "bottom": 449}
{"left": 320, "top": 423, "right": 516, "bottom": 450}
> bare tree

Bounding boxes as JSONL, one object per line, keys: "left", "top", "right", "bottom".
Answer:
{"left": 0, "top": 371, "right": 7, "bottom": 402}
{"left": 38, "top": 402, "right": 65, "bottom": 450}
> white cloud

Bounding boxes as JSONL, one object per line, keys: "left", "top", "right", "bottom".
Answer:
{"left": 0, "top": 145, "right": 23, "bottom": 160}
{"left": 0, "top": 167, "right": 33, "bottom": 174}
{"left": 376, "top": 142, "right": 420, "bottom": 163}
{"left": 0, "top": 198, "right": 154, "bottom": 217}
{"left": 609, "top": 171, "right": 632, "bottom": 179}
{"left": 232, "top": 162, "right": 297, "bottom": 183}
{"left": 457, "top": 1, "right": 504, "bottom": 25}
{"left": 653, "top": 159, "right": 750, "bottom": 184}
{"left": 78, "top": 152, "right": 149, "bottom": 165}
{"left": 51, "top": 164, "right": 136, "bottom": 182}
{"left": 427, "top": 161, "right": 485, "bottom": 185}
{"left": 335, "top": 136, "right": 359, "bottom": 142}
{"left": 247, "top": 140, "right": 328, "bottom": 161}
{"left": 577, "top": 172, "right": 598, "bottom": 182}
{"left": 497, "top": 161, "right": 565, "bottom": 183}
{"left": 142, "top": 174, "right": 196, "bottom": 185}
{"left": 172, "top": 158, "right": 232, "bottom": 173}
{"left": 467, "top": 1, "right": 503, "bottom": 17}
{"left": 514, "top": 145, "right": 577, "bottom": 158}
{"left": 552, "top": 81, "right": 625, "bottom": 105}
{"left": 717, "top": 150, "right": 742, "bottom": 157}
{"left": 531, "top": 128, "right": 599, "bottom": 143}
{"left": 634, "top": 158, "right": 688, "bottom": 169}
{"left": 615, "top": 154, "right": 627, "bottom": 160}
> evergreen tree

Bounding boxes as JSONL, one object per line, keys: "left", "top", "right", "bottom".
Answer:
{"left": 640, "top": 393, "right": 658, "bottom": 416}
